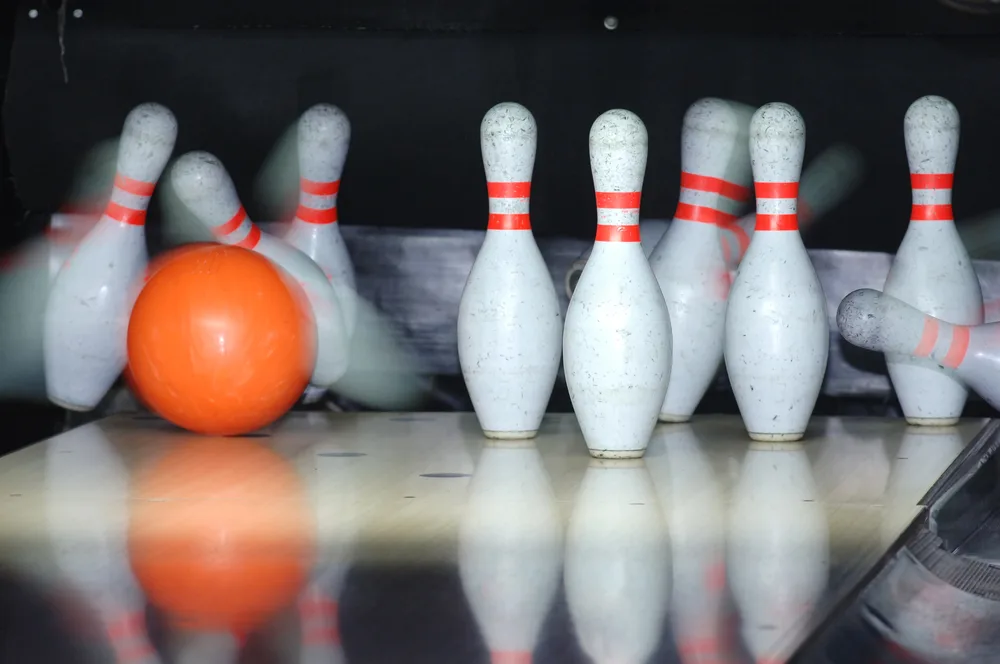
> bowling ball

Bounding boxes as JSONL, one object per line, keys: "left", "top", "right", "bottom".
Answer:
{"left": 127, "top": 243, "right": 315, "bottom": 435}
{"left": 128, "top": 437, "right": 315, "bottom": 633}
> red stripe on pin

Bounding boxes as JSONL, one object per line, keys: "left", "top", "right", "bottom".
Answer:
{"left": 910, "top": 173, "right": 954, "bottom": 190}
{"left": 754, "top": 182, "right": 799, "bottom": 199}
{"left": 595, "top": 224, "right": 640, "bottom": 242}
{"left": 488, "top": 213, "right": 531, "bottom": 230}
{"left": 234, "top": 224, "right": 261, "bottom": 249}
{"left": 114, "top": 174, "right": 156, "bottom": 197}
{"left": 595, "top": 191, "right": 641, "bottom": 209}
{"left": 674, "top": 202, "right": 734, "bottom": 225}
{"left": 487, "top": 181, "right": 531, "bottom": 198}
{"left": 295, "top": 204, "right": 338, "bottom": 224}
{"left": 910, "top": 204, "right": 953, "bottom": 221}
{"left": 300, "top": 178, "right": 340, "bottom": 196}
{"left": 754, "top": 213, "right": 798, "bottom": 231}
{"left": 915, "top": 319, "right": 939, "bottom": 358}
{"left": 680, "top": 172, "right": 751, "bottom": 202}
{"left": 943, "top": 326, "right": 970, "bottom": 369}
{"left": 217, "top": 206, "right": 248, "bottom": 236}
{"left": 105, "top": 201, "right": 146, "bottom": 226}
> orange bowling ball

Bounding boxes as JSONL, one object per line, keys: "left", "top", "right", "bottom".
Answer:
{"left": 127, "top": 243, "right": 316, "bottom": 435}
{"left": 128, "top": 437, "right": 315, "bottom": 633}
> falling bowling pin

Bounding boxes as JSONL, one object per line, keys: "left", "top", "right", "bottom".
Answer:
{"left": 283, "top": 104, "right": 358, "bottom": 338}
{"left": 883, "top": 95, "right": 983, "bottom": 426}
{"left": 648, "top": 98, "right": 751, "bottom": 423}
{"left": 564, "top": 109, "right": 672, "bottom": 459}
{"left": 458, "top": 102, "right": 562, "bottom": 440}
{"left": 44, "top": 102, "right": 177, "bottom": 411}
{"left": 170, "top": 152, "right": 349, "bottom": 387}
{"left": 724, "top": 103, "right": 828, "bottom": 442}
{"left": 837, "top": 288, "right": 1000, "bottom": 413}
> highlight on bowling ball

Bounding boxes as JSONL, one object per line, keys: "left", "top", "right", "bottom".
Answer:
{"left": 128, "top": 436, "right": 315, "bottom": 634}
{"left": 127, "top": 243, "right": 316, "bottom": 435}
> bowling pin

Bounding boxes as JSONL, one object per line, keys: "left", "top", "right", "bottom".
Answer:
{"left": 724, "top": 103, "right": 828, "bottom": 442}
{"left": 564, "top": 109, "right": 672, "bottom": 459}
{"left": 727, "top": 443, "right": 829, "bottom": 662}
{"left": 170, "top": 151, "right": 349, "bottom": 387}
{"left": 44, "top": 102, "right": 177, "bottom": 411}
{"left": 458, "top": 441, "right": 562, "bottom": 664}
{"left": 283, "top": 104, "right": 358, "bottom": 339}
{"left": 457, "top": 102, "right": 562, "bottom": 439}
{"left": 837, "top": 288, "right": 1000, "bottom": 413}
{"left": 564, "top": 459, "right": 670, "bottom": 664}
{"left": 649, "top": 98, "right": 751, "bottom": 423}
{"left": 883, "top": 95, "right": 983, "bottom": 426}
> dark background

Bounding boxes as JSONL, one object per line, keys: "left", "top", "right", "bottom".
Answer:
{"left": 4, "top": 0, "right": 1000, "bottom": 254}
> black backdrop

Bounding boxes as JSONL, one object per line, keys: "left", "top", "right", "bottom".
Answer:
{"left": 4, "top": 0, "right": 1000, "bottom": 255}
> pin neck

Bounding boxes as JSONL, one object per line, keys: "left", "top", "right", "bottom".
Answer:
{"left": 213, "top": 205, "right": 262, "bottom": 250}
{"left": 486, "top": 180, "right": 531, "bottom": 231}
{"left": 296, "top": 178, "right": 340, "bottom": 225}
{"left": 909, "top": 172, "right": 954, "bottom": 222}
{"left": 104, "top": 173, "right": 155, "bottom": 227}
{"left": 912, "top": 316, "right": 969, "bottom": 369}
{"left": 674, "top": 172, "right": 747, "bottom": 227}
{"left": 753, "top": 181, "right": 799, "bottom": 231}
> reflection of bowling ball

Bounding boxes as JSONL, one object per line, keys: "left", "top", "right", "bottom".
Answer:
{"left": 128, "top": 437, "right": 315, "bottom": 633}
{"left": 127, "top": 243, "right": 316, "bottom": 435}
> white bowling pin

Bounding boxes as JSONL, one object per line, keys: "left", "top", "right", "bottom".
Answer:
{"left": 837, "top": 288, "right": 1000, "bottom": 412}
{"left": 649, "top": 98, "right": 750, "bottom": 422}
{"left": 728, "top": 443, "right": 829, "bottom": 662}
{"left": 883, "top": 95, "right": 983, "bottom": 426}
{"left": 46, "top": 424, "right": 162, "bottom": 664}
{"left": 725, "top": 103, "right": 829, "bottom": 442}
{"left": 44, "top": 102, "right": 177, "bottom": 411}
{"left": 564, "top": 109, "right": 672, "bottom": 459}
{"left": 170, "top": 151, "right": 349, "bottom": 387}
{"left": 564, "top": 459, "right": 670, "bottom": 664}
{"left": 458, "top": 102, "right": 563, "bottom": 440}
{"left": 458, "top": 441, "right": 562, "bottom": 664}
{"left": 645, "top": 425, "right": 732, "bottom": 664}
{"left": 283, "top": 104, "right": 358, "bottom": 339}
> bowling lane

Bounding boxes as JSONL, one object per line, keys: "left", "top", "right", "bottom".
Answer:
{"left": 0, "top": 413, "right": 988, "bottom": 663}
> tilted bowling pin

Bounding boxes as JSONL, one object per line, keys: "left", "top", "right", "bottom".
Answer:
{"left": 564, "top": 109, "right": 672, "bottom": 459}
{"left": 648, "top": 98, "right": 751, "bottom": 423}
{"left": 458, "top": 441, "right": 562, "bottom": 664}
{"left": 838, "top": 288, "right": 1000, "bottom": 413}
{"left": 564, "top": 460, "right": 670, "bottom": 664}
{"left": 724, "top": 103, "right": 828, "bottom": 442}
{"left": 44, "top": 102, "right": 177, "bottom": 410}
{"left": 727, "top": 443, "right": 829, "bottom": 662}
{"left": 283, "top": 104, "right": 358, "bottom": 339}
{"left": 883, "top": 95, "right": 983, "bottom": 426}
{"left": 458, "top": 102, "right": 562, "bottom": 439}
{"left": 170, "top": 152, "right": 349, "bottom": 387}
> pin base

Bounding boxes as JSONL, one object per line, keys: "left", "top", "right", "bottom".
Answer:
{"left": 904, "top": 416, "right": 961, "bottom": 427}
{"left": 587, "top": 448, "right": 647, "bottom": 459}
{"left": 658, "top": 413, "right": 691, "bottom": 423}
{"left": 483, "top": 429, "right": 538, "bottom": 440}
{"left": 48, "top": 396, "right": 94, "bottom": 412}
{"left": 748, "top": 431, "right": 804, "bottom": 443}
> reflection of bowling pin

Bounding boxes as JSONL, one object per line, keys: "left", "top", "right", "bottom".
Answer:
{"left": 284, "top": 104, "right": 358, "bottom": 339}
{"left": 728, "top": 443, "right": 829, "bottom": 662}
{"left": 293, "top": 421, "right": 363, "bottom": 664}
{"left": 881, "top": 426, "right": 963, "bottom": 547}
{"left": 563, "top": 109, "right": 672, "bottom": 459}
{"left": 564, "top": 459, "right": 670, "bottom": 664}
{"left": 458, "top": 102, "right": 562, "bottom": 440}
{"left": 170, "top": 151, "right": 349, "bottom": 387}
{"left": 44, "top": 103, "right": 177, "bottom": 411}
{"left": 646, "top": 426, "right": 732, "bottom": 664}
{"left": 649, "top": 99, "right": 749, "bottom": 423}
{"left": 459, "top": 441, "right": 562, "bottom": 663}
{"left": 724, "top": 102, "right": 828, "bottom": 442}
{"left": 45, "top": 424, "right": 162, "bottom": 664}
{"left": 883, "top": 95, "right": 983, "bottom": 426}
